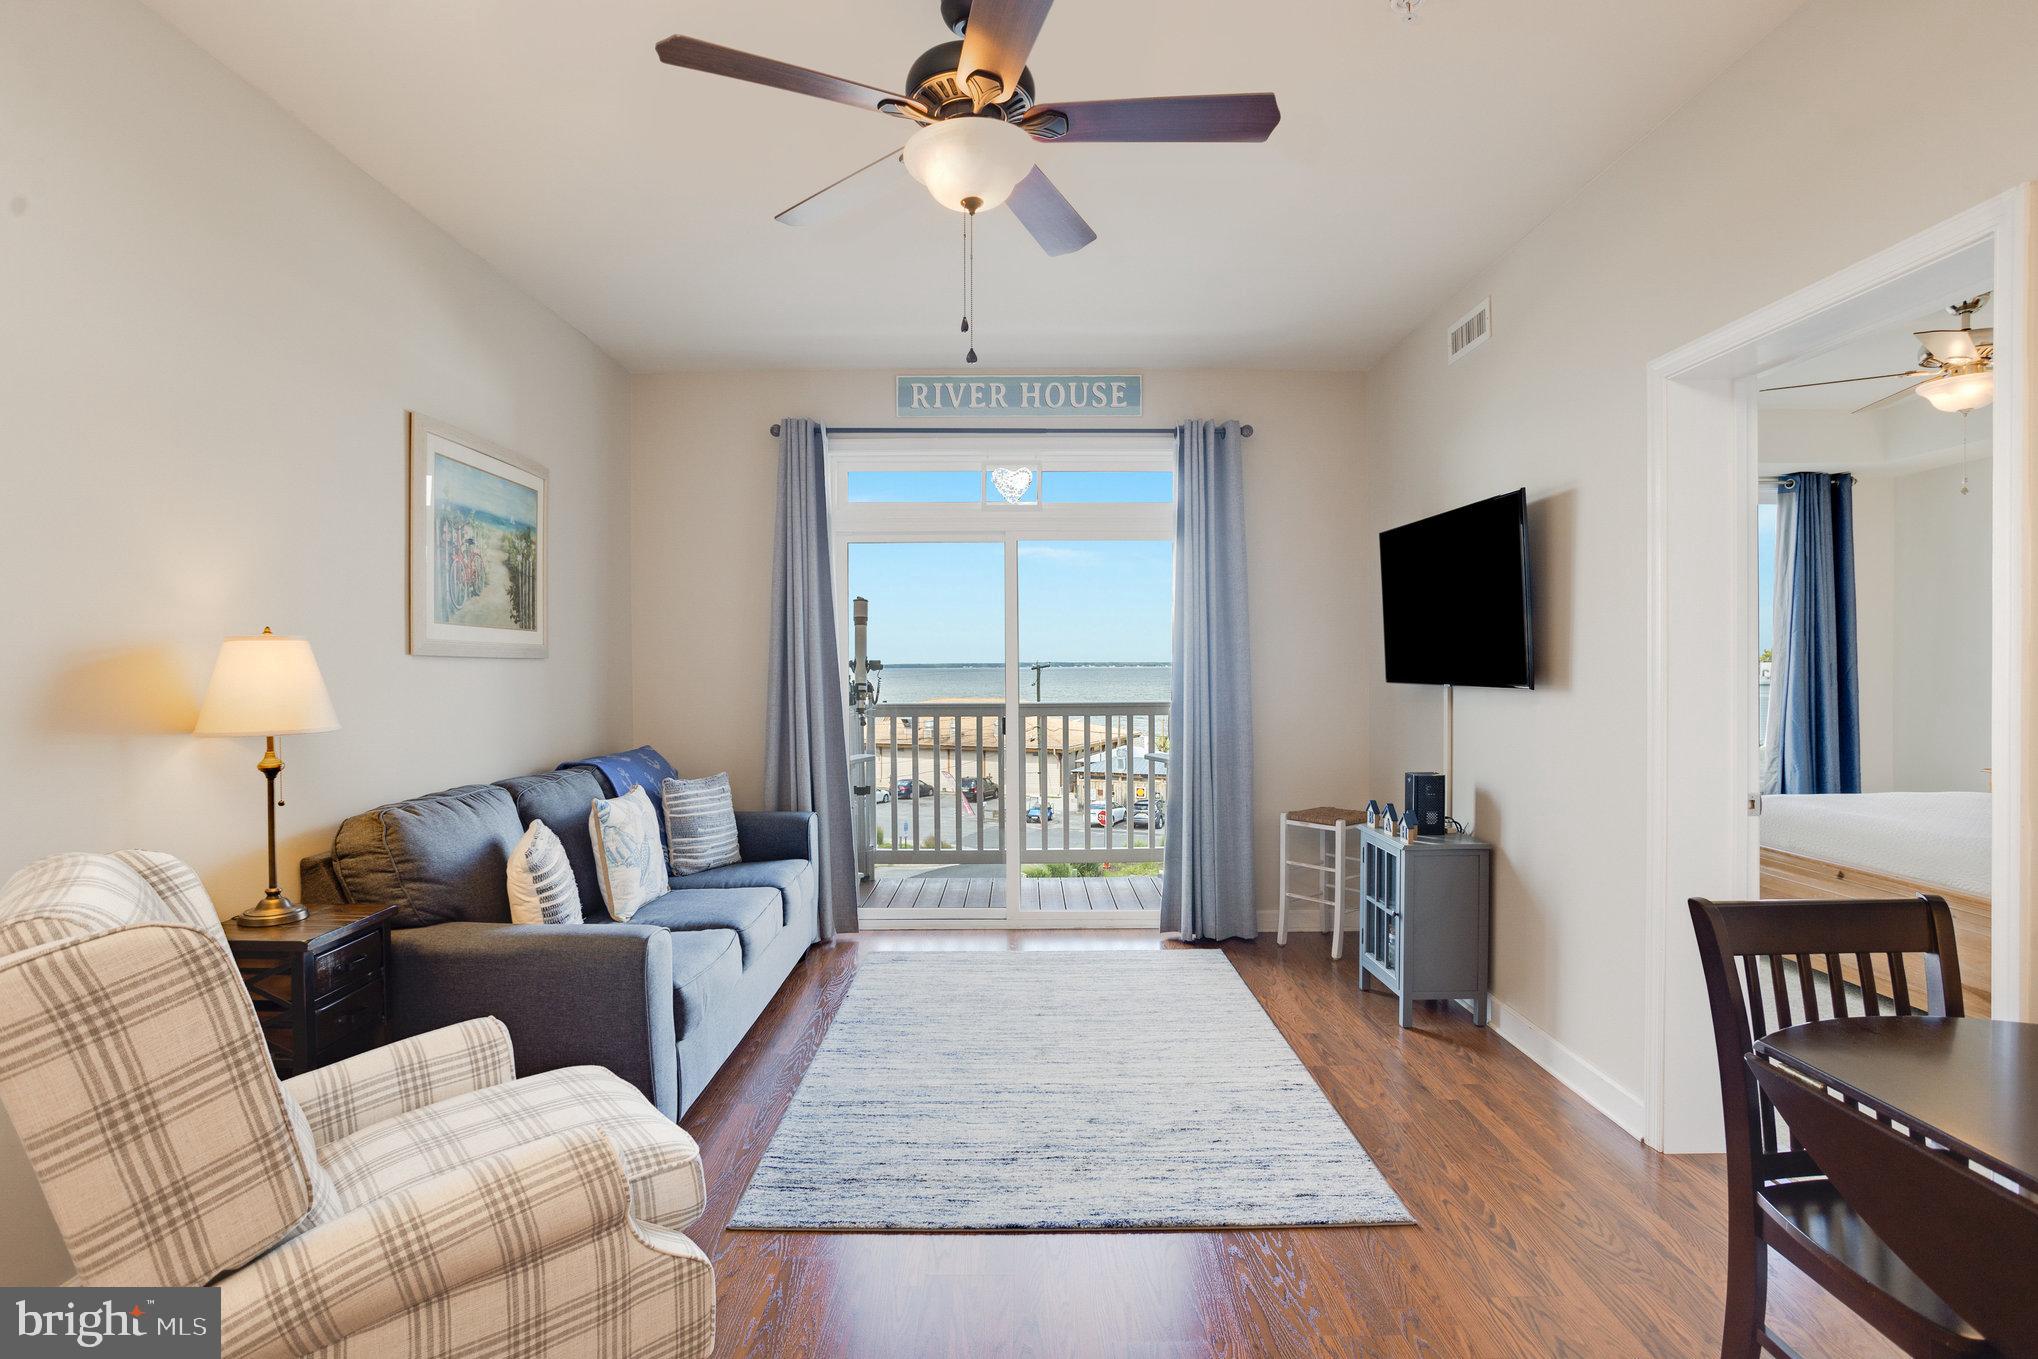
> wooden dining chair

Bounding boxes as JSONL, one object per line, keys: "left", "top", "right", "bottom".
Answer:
{"left": 1689, "top": 896, "right": 1992, "bottom": 1359}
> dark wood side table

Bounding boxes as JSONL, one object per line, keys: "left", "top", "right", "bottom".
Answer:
{"left": 223, "top": 903, "right": 395, "bottom": 1077}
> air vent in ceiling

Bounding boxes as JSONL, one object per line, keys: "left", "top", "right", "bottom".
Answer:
{"left": 1448, "top": 298, "right": 1491, "bottom": 364}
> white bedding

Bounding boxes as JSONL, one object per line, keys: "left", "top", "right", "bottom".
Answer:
{"left": 1761, "top": 791, "right": 1992, "bottom": 898}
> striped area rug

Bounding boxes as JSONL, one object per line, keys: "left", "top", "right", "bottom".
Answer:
{"left": 728, "top": 949, "right": 1412, "bottom": 1231}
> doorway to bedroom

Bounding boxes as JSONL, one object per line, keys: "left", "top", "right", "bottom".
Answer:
{"left": 1754, "top": 296, "right": 1997, "bottom": 1015}
{"left": 1644, "top": 188, "right": 2032, "bottom": 1153}
{"left": 827, "top": 434, "right": 1174, "bottom": 929}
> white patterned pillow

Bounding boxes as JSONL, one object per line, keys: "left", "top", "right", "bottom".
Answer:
{"left": 507, "top": 820, "right": 581, "bottom": 925}
{"left": 662, "top": 774, "right": 742, "bottom": 876}
{"left": 588, "top": 786, "right": 666, "bottom": 921}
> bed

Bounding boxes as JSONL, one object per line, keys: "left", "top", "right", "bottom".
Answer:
{"left": 1760, "top": 791, "right": 1993, "bottom": 1016}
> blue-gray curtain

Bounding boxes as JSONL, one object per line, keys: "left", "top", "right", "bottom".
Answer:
{"left": 1771, "top": 471, "right": 1861, "bottom": 794}
{"left": 1161, "top": 420, "right": 1256, "bottom": 941}
{"left": 765, "top": 419, "right": 856, "bottom": 939}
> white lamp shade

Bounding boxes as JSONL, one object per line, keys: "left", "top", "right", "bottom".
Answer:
{"left": 902, "top": 116, "right": 1036, "bottom": 213}
{"left": 193, "top": 633, "right": 340, "bottom": 736}
{"left": 1916, "top": 369, "right": 1996, "bottom": 414}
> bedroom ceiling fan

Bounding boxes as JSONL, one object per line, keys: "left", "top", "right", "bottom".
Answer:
{"left": 1760, "top": 295, "right": 1996, "bottom": 414}
{"left": 653, "top": 0, "right": 1282, "bottom": 259}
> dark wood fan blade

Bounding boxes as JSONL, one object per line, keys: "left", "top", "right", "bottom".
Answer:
{"left": 958, "top": 0, "right": 1054, "bottom": 107}
{"left": 1022, "top": 93, "right": 1280, "bottom": 143}
{"left": 656, "top": 35, "right": 927, "bottom": 118}
{"left": 1853, "top": 379, "right": 1929, "bottom": 415}
{"left": 1006, "top": 166, "right": 1095, "bottom": 256}
{"left": 1759, "top": 370, "right": 1928, "bottom": 393}
{"left": 776, "top": 148, "right": 908, "bottom": 227}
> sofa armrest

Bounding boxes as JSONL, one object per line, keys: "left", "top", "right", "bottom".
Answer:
{"left": 387, "top": 924, "right": 677, "bottom": 1119}
{"left": 220, "top": 1130, "right": 642, "bottom": 1359}
{"left": 735, "top": 810, "right": 817, "bottom": 865}
{"left": 280, "top": 1017, "right": 514, "bottom": 1147}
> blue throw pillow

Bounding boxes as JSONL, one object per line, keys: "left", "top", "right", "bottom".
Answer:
{"left": 663, "top": 774, "right": 742, "bottom": 876}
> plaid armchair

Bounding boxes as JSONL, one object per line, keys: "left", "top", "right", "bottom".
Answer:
{"left": 0, "top": 852, "right": 714, "bottom": 1359}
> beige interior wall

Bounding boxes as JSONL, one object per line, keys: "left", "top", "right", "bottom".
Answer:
{"left": 1850, "top": 476, "right": 1900, "bottom": 793}
{"left": 1893, "top": 457, "right": 1995, "bottom": 792}
{"left": 1359, "top": 0, "right": 2038, "bottom": 1105}
{"left": 628, "top": 370, "right": 1370, "bottom": 927}
{"left": 0, "top": 0, "right": 633, "bottom": 1282}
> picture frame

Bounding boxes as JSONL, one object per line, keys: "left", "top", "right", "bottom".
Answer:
{"left": 407, "top": 413, "right": 549, "bottom": 658}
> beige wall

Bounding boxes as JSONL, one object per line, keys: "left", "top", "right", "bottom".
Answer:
{"left": 1893, "top": 458, "right": 1995, "bottom": 791}
{"left": 0, "top": 0, "right": 633, "bottom": 1282}
{"left": 1359, "top": 0, "right": 2038, "bottom": 1109}
{"left": 629, "top": 370, "right": 1370, "bottom": 925}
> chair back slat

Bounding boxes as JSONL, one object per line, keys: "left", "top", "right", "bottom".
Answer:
{"left": 1792, "top": 954, "right": 1818, "bottom": 1026}
{"left": 1741, "top": 954, "right": 1768, "bottom": 1036}
{"left": 1767, "top": 953, "right": 1793, "bottom": 1031}
{"left": 1888, "top": 953, "right": 1913, "bottom": 1015}
{"left": 1854, "top": 953, "right": 1878, "bottom": 1014}
{"left": 1823, "top": 953, "right": 1849, "bottom": 1017}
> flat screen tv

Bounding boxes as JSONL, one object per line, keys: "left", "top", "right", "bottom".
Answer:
{"left": 1379, "top": 489, "right": 1534, "bottom": 688}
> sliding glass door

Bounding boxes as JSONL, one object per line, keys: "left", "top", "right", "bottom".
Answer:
{"left": 832, "top": 437, "right": 1174, "bottom": 928}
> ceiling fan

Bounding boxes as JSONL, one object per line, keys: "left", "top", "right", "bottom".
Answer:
{"left": 1761, "top": 294, "right": 1997, "bottom": 414}
{"left": 654, "top": 0, "right": 1282, "bottom": 258}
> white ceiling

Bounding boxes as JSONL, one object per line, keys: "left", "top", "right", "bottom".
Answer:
{"left": 143, "top": 0, "right": 1806, "bottom": 373}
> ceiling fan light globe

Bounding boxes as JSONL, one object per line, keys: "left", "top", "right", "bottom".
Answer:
{"left": 1916, "top": 369, "right": 1995, "bottom": 413}
{"left": 903, "top": 116, "right": 1036, "bottom": 213}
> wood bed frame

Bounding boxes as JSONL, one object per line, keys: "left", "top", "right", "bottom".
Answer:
{"left": 1760, "top": 848, "right": 1992, "bottom": 1016}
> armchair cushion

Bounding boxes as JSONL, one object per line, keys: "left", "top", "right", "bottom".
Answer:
{"left": 0, "top": 850, "right": 227, "bottom": 956}
{"left": 220, "top": 1128, "right": 713, "bottom": 1359}
{"left": 319, "top": 1065, "right": 706, "bottom": 1232}
{"left": 0, "top": 922, "right": 316, "bottom": 1286}
{"left": 281, "top": 1016, "right": 516, "bottom": 1148}
{"left": 332, "top": 784, "right": 523, "bottom": 928}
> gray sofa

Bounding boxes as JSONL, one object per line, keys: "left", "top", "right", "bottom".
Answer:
{"left": 300, "top": 748, "right": 819, "bottom": 1119}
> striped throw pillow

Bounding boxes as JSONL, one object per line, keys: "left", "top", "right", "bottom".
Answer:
{"left": 663, "top": 774, "right": 742, "bottom": 876}
{"left": 507, "top": 820, "right": 581, "bottom": 925}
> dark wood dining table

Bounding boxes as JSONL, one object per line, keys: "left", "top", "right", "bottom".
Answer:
{"left": 1754, "top": 1016, "right": 2038, "bottom": 1357}
{"left": 1756, "top": 1015, "right": 2038, "bottom": 1193}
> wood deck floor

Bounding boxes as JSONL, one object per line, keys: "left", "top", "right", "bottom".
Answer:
{"left": 859, "top": 873, "right": 1163, "bottom": 911}
{"left": 682, "top": 931, "right": 1900, "bottom": 1358}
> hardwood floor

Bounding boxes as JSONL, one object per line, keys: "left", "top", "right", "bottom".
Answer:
{"left": 682, "top": 932, "right": 1901, "bottom": 1358}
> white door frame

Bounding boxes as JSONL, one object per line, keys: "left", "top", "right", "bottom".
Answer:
{"left": 1642, "top": 186, "right": 2034, "bottom": 1152}
{"left": 827, "top": 433, "right": 1174, "bottom": 929}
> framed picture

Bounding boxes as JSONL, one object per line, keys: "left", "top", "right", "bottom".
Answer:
{"left": 407, "top": 414, "right": 549, "bottom": 658}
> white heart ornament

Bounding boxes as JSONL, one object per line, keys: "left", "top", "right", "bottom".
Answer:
{"left": 990, "top": 466, "right": 1035, "bottom": 504}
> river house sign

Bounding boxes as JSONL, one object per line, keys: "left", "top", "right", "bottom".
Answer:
{"left": 895, "top": 375, "right": 1144, "bottom": 420}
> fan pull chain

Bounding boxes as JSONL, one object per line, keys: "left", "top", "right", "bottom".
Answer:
{"left": 962, "top": 197, "right": 981, "bottom": 365}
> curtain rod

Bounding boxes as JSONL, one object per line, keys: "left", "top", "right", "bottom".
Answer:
{"left": 768, "top": 423, "right": 1253, "bottom": 438}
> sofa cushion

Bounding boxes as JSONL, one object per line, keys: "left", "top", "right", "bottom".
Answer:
{"left": 332, "top": 785, "right": 522, "bottom": 928}
{"left": 667, "top": 927, "right": 740, "bottom": 1042}
{"left": 632, "top": 887, "right": 782, "bottom": 965}
{"left": 663, "top": 857, "right": 815, "bottom": 928}
{"left": 319, "top": 1065, "right": 706, "bottom": 1232}
{"left": 496, "top": 768, "right": 605, "bottom": 920}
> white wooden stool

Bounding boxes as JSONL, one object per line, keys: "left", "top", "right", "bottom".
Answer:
{"left": 1279, "top": 806, "right": 1365, "bottom": 958}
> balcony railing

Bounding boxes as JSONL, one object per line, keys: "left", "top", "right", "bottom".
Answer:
{"left": 852, "top": 701, "right": 1169, "bottom": 870}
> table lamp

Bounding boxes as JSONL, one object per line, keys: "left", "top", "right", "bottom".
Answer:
{"left": 194, "top": 627, "right": 340, "bottom": 926}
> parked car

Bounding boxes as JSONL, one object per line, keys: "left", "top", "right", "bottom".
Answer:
{"left": 1091, "top": 800, "right": 1127, "bottom": 827}
{"left": 1131, "top": 799, "right": 1166, "bottom": 830}
{"left": 870, "top": 785, "right": 891, "bottom": 804}
{"left": 893, "top": 778, "right": 936, "bottom": 800}
{"left": 1026, "top": 802, "right": 1056, "bottom": 823}
{"left": 960, "top": 777, "right": 1000, "bottom": 804}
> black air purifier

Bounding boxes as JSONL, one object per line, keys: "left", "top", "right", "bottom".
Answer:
{"left": 1404, "top": 772, "right": 1447, "bottom": 837}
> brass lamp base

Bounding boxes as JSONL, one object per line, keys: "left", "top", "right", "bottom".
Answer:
{"left": 235, "top": 893, "right": 308, "bottom": 928}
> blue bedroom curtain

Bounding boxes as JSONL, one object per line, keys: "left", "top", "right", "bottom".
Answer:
{"left": 1767, "top": 471, "right": 1861, "bottom": 795}
{"left": 1161, "top": 420, "right": 1257, "bottom": 942}
{"left": 764, "top": 418, "right": 857, "bottom": 940}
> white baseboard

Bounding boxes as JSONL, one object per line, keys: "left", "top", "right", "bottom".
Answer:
{"left": 1254, "top": 908, "right": 1647, "bottom": 1141}
{"left": 1482, "top": 998, "right": 1647, "bottom": 1139}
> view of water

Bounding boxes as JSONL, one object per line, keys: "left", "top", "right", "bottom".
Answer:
{"left": 876, "top": 663, "right": 1171, "bottom": 704}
